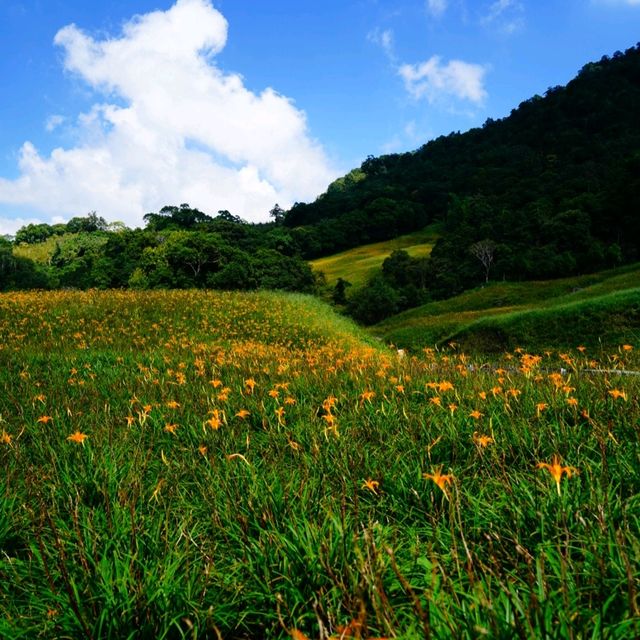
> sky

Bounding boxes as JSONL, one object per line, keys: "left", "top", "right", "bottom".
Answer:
{"left": 0, "top": 0, "right": 639, "bottom": 234}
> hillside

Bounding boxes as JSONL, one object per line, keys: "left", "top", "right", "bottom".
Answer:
{"left": 374, "top": 263, "right": 640, "bottom": 351}
{"left": 310, "top": 225, "right": 438, "bottom": 289}
{"left": 284, "top": 44, "right": 640, "bottom": 300}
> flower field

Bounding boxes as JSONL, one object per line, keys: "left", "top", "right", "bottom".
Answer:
{"left": 1, "top": 290, "right": 639, "bottom": 639}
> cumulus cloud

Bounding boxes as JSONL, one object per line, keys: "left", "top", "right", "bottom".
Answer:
{"left": 399, "top": 56, "right": 488, "bottom": 104}
{"left": 426, "top": 0, "right": 449, "bottom": 18}
{"left": 0, "top": 0, "right": 337, "bottom": 229}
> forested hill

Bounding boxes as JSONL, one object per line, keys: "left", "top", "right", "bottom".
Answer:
{"left": 283, "top": 44, "right": 640, "bottom": 297}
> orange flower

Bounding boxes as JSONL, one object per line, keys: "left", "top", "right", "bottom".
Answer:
{"left": 244, "top": 378, "right": 256, "bottom": 393}
{"left": 536, "top": 402, "right": 548, "bottom": 416}
{"left": 566, "top": 397, "right": 578, "bottom": 407}
{"left": 206, "top": 409, "right": 223, "bottom": 430}
{"left": 429, "top": 396, "right": 442, "bottom": 407}
{"left": 164, "top": 423, "right": 178, "bottom": 434}
{"left": 469, "top": 409, "right": 483, "bottom": 420}
{"left": 165, "top": 400, "right": 181, "bottom": 409}
{"left": 423, "top": 467, "right": 454, "bottom": 496}
{"left": 67, "top": 431, "right": 89, "bottom": 445}
{"left": 235, "top": 409, "right": 250, "bottom": 419}
{"left": 537, "top": 455, "right": 578, "bottom": 495}
{"left": 359, "top": 390, "right": 376, "bottom": 405}
{"left": 1, "top": 431, "right": 12, "bottom": 445}
{"left": 37, "top": 415, "right": 53, "bottom": 424}
{"left": 608, "top": 389, "right": 627, "bottom": 401}
{"left": 362, "top": 479, "right": 380, "bottom": 495}
{"left": 473, "top": 432, "right": 494, "bottom": 448}
{"left": 622, "top": 344, "right": 633, "bottom": 352}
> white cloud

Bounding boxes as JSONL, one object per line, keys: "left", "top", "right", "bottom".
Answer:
{"left": 594, "top": 0, "right": 640, "bottom": 5}
{"left": 480, "top": 0, "right": 525, "bottom": 34}
{"left": 399, "top": 56, "right": 488, "bottom": 104}
{"left": 367, "top": 28, "right": 396, "bottom": 59}
{"left": 426, "top": 0, "right": 448, "bottom": 18}
{"left": 0, "top": 0, "right": 338, "bottom": 229}
{"left": 45, "top": 115, "right": 65, "bottom": 132}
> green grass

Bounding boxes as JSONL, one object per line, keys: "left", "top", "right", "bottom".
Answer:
{"left": 375, "top": 263, "right": 640, "bottom": 352}
{"left": 1, "top": 289, "right": 639, "bottom": 638}
{"left": 310, "top": 225, "right": 440, "bottom": 289}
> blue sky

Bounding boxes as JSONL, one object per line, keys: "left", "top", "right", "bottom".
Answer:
{"left": 0, "top": 0, "right": 639, "bottom": 233}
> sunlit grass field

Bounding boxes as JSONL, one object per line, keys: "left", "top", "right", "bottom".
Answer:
{"left": 310, "top": 227, "right": 439, "bottom": 290}
{"left": 1, "top": 289, "right": 639, "bottom": 638}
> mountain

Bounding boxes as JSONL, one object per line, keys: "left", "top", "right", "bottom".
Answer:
{"left": 284, "top": 44, "right": 640, "bottom": 299}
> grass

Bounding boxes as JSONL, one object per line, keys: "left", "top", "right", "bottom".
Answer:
{"left": 1, "top": 289, "right": 639, "bottom": 638}
{"left": 375, "top": 263, "right": 640, "bottom": 352}
{"left": 310, "top": 226, "right": 440, "bottom": 290}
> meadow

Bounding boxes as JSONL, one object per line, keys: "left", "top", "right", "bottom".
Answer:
{"left": 309, "top": 227, "right": 439, "bottom": 290}
{"left": 1, "top": 289, "right": 639, "bottom": 639}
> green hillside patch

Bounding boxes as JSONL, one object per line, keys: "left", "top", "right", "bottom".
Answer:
{"left": 375, "top": 263, "right": 640, "bottom": 352}
{"left": 310, "top": 225, "right": 439, "bottom": 289}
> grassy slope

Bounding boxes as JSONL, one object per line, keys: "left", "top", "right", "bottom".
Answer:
{"left": 310, "top": 225, "right": 439, "bottom": 289}
{"left": 374, "top": 263, "right": 640, "bottom": 351}
{"left": 12, "top": 234, "right": 73, "bottom": 263}
{"left": 2, "top": 289, "right": 639, "bottom": 639}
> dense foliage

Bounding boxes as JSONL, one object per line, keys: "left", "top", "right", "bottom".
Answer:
{"left": 3, "top": 206, "right": 317, "bottom": 294}
{"left": 286, "top": 44, "right": 640, "bottom": 300}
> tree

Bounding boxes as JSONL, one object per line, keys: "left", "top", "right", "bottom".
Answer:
{"left": 269, "top": 204, "right": 285, "bottom": 224}
{"left": 470, "top": 239, "right": 496, "bottom": 283}
{"left": 332, "top": 277, "right": 351, "bottom": 305}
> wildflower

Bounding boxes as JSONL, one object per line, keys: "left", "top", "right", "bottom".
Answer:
{"left": 438, "top": 381, "right": 454, "bottom": 392}
{"left": 165, "top": 400, "right": 181, "bottom": 409}
{"left": 395, "top": 384, "right": 405, "bottom": 394}
{"left": 67, "top": 431, "right": 89, "bottom": 445}
{"left": 284, "top": 396, "right": 296, "bottom": 405}
{"left": 430, "top": 396, "right": 442, "bottom": 407}
{"left": 360, "top": 390, "right": 376, "bottom": 405}
{"left": 275, "top": 406, "right": 286, "bottom": 425}
{"left": 608, "top": 389, "right": 627, "bottom": 401}
{"left": 566, "top": 397, "right": 578, "bottom": 407}
{"left": 473, "top": 432, "right": 494, "bottom": 448}
{"left": 448, "top": 403, "right": 458, "bottom": 415}
{"left": 268, "top": 389, "right": 279, "bottom": 399}
{"left": 536, "top": 402, "right": 548, "bottom": 416}
{"left": 210, "top": 379, "right": 223, "bottom": 388}
{"left": 362, "top": 479, "right": 380, "bottom": 495}
{"left": 1, "top": 431, "right": 12, "bottom": 445}
{"left": 206, "top": 410, "right": 223, "bottom": 430}
{"left": 164, "top": 423, "right": 178, "bottom": 434}
{"left": 235, "top": 409, "right": 250, "bottom": 419}
{"left": 37, "top": 415, "right": 53, "bottom": 424}
{"left": 198, "top": 445, "right": 208, "bottom": 457}
{"left": 622, "top": 344, "right": 633, "bottom": 352}
{"left": 423, "top": 467, "right": 454, "bottom": 497}
{"left": 469, "top": 410, "right": 483, "bottom": 420}
{"left": 577, "top": 345, "right": 586, "bottom": 353}
{"left": 244, "top": 378, "right": 256, "bottom": 393}
{"left": 125, "top": 415, "right": 135, "bottom": 426}
{"left": 537, "top": 455, "right": 578, "bottom": 495}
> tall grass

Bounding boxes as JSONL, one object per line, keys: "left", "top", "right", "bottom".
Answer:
{"left": 1, "top": 290, "right": 638, "bottom": 638}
